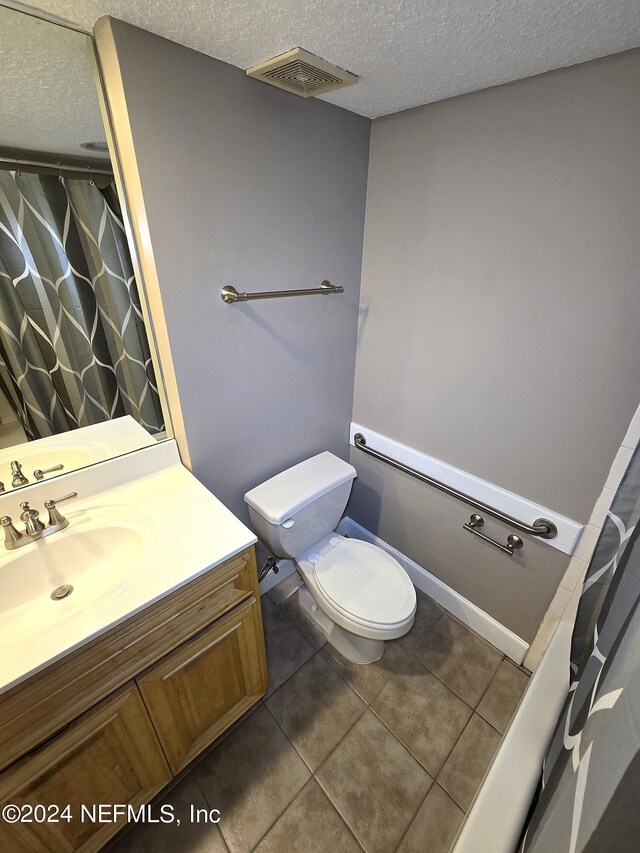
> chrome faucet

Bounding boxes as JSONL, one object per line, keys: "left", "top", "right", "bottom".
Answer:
{"left": 10, "top": 460, "right": 28, "bottom": 488}
{"left": 1, "top": 492, "right": 77, "bottom": 550}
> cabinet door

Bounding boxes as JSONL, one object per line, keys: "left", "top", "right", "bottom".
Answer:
{"left": 0, "top": 683, "right": 170, "bottom": 853}
{"left": 138, "top": 596, "right": 268, "bottom": 774}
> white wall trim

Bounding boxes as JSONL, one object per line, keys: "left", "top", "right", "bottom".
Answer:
{"left": 337, "top": 516, "right": 529, "bottom": 664}
{"left": 350, "top": 423, "right": 583, "bottom": 556}
{"left": 93, "top": 20, "right": 191, "bottom": 470}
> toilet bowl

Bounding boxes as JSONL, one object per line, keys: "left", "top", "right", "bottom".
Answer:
{"left": 244, "top": 452, "right": 416, "bottom": 663}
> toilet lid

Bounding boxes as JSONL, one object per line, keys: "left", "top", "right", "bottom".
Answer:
{"left": 313, "top": 539, "right": 415, "bottom": 627}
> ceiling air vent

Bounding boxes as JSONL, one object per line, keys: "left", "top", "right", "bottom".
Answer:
{"left": 246, "top": 48, "right": 358, "bottom": 98}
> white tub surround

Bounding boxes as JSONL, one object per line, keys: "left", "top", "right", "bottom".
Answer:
{"left": 0, "top": 439, "right": 256, "bottom": 694}
{"left": 453, "top": 619, "right": 572, "bottom": 853}
{"left": 350, "top": 424, "right": 584, "bottom": 556}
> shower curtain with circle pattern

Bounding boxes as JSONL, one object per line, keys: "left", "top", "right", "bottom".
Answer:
{"left": 0, "top": 169, "right": 164, "bottom": 440}
{"left": 520, "top": 440, "right": 640, "bottom": 851}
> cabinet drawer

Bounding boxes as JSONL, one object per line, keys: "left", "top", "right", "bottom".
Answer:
{"left": 0, "top": 684, "right": 170, "bottom": 853}
{"left": 0, "top": 547, "right": 258, "bottom": 772}
{"left": 138, "top": 596, "right": 268, "bottom": 774}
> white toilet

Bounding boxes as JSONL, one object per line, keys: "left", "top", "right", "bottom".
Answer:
{"left": 244, "top": 451, "right": 416, "bottom": 664}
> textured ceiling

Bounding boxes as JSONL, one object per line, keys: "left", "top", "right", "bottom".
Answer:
{"left": 1, "top": 0, "right": 639, "bottom": 163}
{"left": 0, "top": 5, "right": 106, "bottom": 160}
{"left": 15, "top": 0, "right": 640, "bottom": 118}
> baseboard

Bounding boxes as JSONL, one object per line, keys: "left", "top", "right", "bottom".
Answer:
{"left": 337, "top": 516, "right": 529, "bottom": 664}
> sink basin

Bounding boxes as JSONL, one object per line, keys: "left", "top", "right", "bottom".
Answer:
{"left": 0, "top": 441, "right": 107, "bottom": 478}
{"left": 0, "top": 442, "right": 257, "bottom": 696}
{"left": 0, "top": 416, "right": 155, "bottom": 491}
{"left": 0, "top": 505, "right": 163, "bottom": 643}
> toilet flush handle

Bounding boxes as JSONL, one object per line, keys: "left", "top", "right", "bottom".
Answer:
{"left": 281, "top": 518, "right": 295, "bottom": 529}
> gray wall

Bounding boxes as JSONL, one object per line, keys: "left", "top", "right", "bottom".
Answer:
{"left": 97, "top": 19, "right": 370, "bottom": 521}
{"left": 349, "top": 50, "right": 640, "bottom": 641}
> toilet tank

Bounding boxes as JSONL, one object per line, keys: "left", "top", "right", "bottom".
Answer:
{"left": 244, "top": 452, "right": 357, "bottom": 559}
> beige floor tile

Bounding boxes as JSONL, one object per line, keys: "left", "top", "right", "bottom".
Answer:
{"left": 317, "top": 710, "right": 432, "bottom": 853}
{"left": 261, "top": 596, "right": 315, "bottom": 696}
{"left": 414, "top": 614, "right": 502, "bottom": 706}
{"left": 396, "top": 591, "right": 443, "bottom": 653}
{"left": 320, "top": 637, "right": 412, "bottom": 704}
{"left": 280, "top": 590, "right": 327, "bottom": 649}
{"left": 193, "top": 705, "right": 310, "bottom": 853}
{"left": 437, "top": 714, "right": 501, "bottom": 811}
{"left": 266, "top": 652, "right": 366, "bottom": 771}
{"left": 397, "top": 783, "right": 465, "bottom": 853}
{"left": 371, "top": 656, "right": 472, "bottom": 776}
{"left": 477, "top": 659, "right": 530, "bottom": 734}
{"left": 107, "top": 776, "right": 228, "bottom": 852}
{"left": 254, "top": 778, "right": 361, "bottom": 853}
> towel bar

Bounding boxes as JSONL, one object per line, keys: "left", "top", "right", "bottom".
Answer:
{"left": 221, "top": 280, "right": 343, "bottom": 303}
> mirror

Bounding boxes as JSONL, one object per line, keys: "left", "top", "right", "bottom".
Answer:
{"left": 0, "top": 7, "right": 168, "bottom": 492}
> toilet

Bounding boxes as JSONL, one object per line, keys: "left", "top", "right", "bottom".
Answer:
{"left": 244, "top": 451, "right": 416, "bottom": 663}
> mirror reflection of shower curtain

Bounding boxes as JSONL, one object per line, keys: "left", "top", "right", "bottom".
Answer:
{"left": 0, "top": 170, "right": 164, "bottom": 440}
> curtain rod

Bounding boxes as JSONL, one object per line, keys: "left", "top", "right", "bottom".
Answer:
{"left": 0, "top": 155, "right": 113, "bottom": 177}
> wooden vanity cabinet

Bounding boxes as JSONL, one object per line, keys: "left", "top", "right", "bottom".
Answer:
{"left": 137, "top": 595, "right": 267, "bottom": 773}
{"left": 0, "top": 684, "right": 170, "bottom": 853}
{"left": 0, "top": 546, "right": 268, "bottom": 852}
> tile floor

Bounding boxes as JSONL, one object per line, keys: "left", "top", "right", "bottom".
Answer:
{"left": 111, "top": 576, "right": 529, "bottom": 853}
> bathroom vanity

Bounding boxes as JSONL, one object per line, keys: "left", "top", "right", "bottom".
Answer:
{"left": 0, "top": 442, "right": 268, "bottom": 852}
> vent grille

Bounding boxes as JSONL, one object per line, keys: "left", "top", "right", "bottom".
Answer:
{"left": 246, "top": 48, "right": 358, "bottom": 98}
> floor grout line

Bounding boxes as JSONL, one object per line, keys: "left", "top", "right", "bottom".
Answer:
{"left": 261, "top": 698, "right": 369, "bottom": 852}
{"left": 272, "top": 585, "right": 504, "bottom": 786}
{"left": 405, "top": 631, "right": 502, "bottom": 710}
{"left": 392, "top": 776, "right": 437, "bottom": 853}
{"left": 183, "top": 581, "right": 516, "bottom": 853}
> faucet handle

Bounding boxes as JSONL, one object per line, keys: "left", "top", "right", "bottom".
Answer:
{"left": 1, "top": 515, "right": 23, "bottom": 547}
{"left": 34, "top": 464, "right": 64, "bottom": 481}
{"left": 44, "top": 492, "right": 77, "bottom": 527}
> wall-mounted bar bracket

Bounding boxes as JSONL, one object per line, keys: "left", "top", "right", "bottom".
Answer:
{"left": 221, "top": 280, "right": 343, "bottom": 304}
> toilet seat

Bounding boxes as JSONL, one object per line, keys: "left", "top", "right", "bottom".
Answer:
{"left": 313, "top": 539, "right": 416, "bottom": 631}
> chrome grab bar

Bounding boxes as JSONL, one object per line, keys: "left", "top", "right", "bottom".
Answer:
{"left": 463, "top": 514, "right": 523, "bottom": 556}
{"left": 221, "top": 280, "right": 343, "bottom": 303}
{"left": 353, "top": 433, "right": 557, "bottom": 539}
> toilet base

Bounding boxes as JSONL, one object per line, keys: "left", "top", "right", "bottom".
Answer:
{"left": 298, "top": 586, "right": 385, "bottom": 664}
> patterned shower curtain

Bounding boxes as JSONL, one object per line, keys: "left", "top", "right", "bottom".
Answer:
{"left": 0, "top": 170, "right": 164, "bottom": 440}
{"left": 520, "top": 442, "right": 640, "bottom": 851}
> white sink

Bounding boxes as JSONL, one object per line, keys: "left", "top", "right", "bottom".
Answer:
{"left": 0, "top": 441, "right": 257, "bottom": 695}
{"left": 1, "top": 510, "right": 156, "bottom": 641}
{"left": 0, "top": 440, "right": 108, "bottom": 478}
{"left": 0, "top": 416, "right": 155, "bottom": 490}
